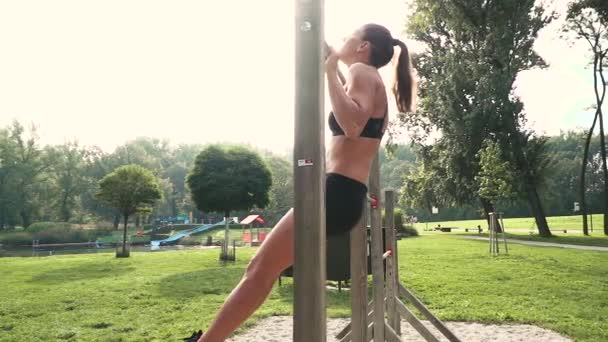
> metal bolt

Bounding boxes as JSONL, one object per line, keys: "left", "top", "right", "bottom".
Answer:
{"left": 300, "top": 21, "right": 312, "bottom": 31}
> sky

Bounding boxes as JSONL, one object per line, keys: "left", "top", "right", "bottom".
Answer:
{"left": 0, "top": 0, "right": 601, "bottom": 155}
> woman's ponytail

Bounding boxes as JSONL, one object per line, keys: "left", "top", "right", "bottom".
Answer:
{"left": 392, "top": 39, "right": 416, "bottom": 113}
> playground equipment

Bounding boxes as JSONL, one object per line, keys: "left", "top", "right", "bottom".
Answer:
{"left": 150, "top": 220, "right": 230, "bottom": 246}
{"left": 240, "top": 214, "right": 267, "bottom": 246}
{"left": 336, "top": 160, "right": 461, "bottom": 342}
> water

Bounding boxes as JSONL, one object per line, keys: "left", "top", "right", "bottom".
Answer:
{"left": 0, "top": 244, "right": 220, "bottom": 257}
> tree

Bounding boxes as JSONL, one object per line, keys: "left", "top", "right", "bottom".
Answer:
{"left": 380, "top": 145, "right": 417, "bottom": 191}
{"left": 564, "top": 0, "right": 608, "bottom": 235}
{"left": 3, "top": 121, "right": 55, "bottom": 228}
{"left": 96, "top": 164, "right": 162, "bottom": 257}
{"left": 476, "top": 140, "right": 516, "bottom": 217}
{"left": 186, "top": 145, "right": 272, "bottom": 259}
{"left": 261, "top": 152, "right": 293, "bottom": 226}
{"left": 50, "top": 141, "right": 89, "bottom": 222}
{"left": 0, "top": 127, "right": 18, "bottom": 228}
{"left": 405, "top": 0, "right": 554, "bottom": 236}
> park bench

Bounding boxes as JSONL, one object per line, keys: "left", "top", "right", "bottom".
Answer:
{"left": 433, "top": 226, "right": 456, "bottom": 232}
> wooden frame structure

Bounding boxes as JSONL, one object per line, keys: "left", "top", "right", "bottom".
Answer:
{"left": 293, "top": 0, "right": 460, "bottom": 340}
{"left": 336, "top": 157, "right": 461, "bottom": 342}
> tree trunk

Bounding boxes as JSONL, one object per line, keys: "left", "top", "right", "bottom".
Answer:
{"left": 61, "top": 191, "right": 71, "bottom": 222}
{"left": 171, "top": 196, "right": 178, "bottom": 217}
{"left": 223, "top": 210, "right": 230, "bottom": 259}
{"left": 135, "top": 214, "right": 141, "bottom": 228}
{"left": 0, "top": 205, "right": 5, "bottom": 230}
{"left": 526, "top": 183, "right": 551, "bottom": 237}
{"left": 123, "top": 214, "right": 129, "bottom": 256}
{"left": 512, "top": 135, "right": 552, "bottom": 237}
{"left": 594, "top": 51, "right": 608, "bottom": 235}
{"left": 20, "top": 209, "right": 31, "bottom": 229}
{"left": 113, "top": 214, "right": 120, "bottom": 230}
{"left": 580, "top": 112, "right": 598, "bottom": 236}
{"left": 597, "top": 111, "right": 608, "bottom": 235}
{"left": 480, "top": 198, "right": 502, "bottom": 232}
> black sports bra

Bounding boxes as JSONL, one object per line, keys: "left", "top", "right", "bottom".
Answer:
{"left": 328, "top": 111, "right": 386, "bottom": 139}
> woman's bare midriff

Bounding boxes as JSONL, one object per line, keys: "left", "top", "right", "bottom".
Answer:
{"left": 326, "top": 136, "right": 381, "bottom": 185}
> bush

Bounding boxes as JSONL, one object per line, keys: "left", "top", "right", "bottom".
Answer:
{"left": 396, "top": 224, "right": 419, "bottom": 237}
{"left": 394, "top": 209, "right": 418, "bottom": 237}
{"left": 33, "top": 227, "right": 94, "bottom": 244}
{"left": 0, "top": 232, "right": 33, "bottom": 246}
{"left": 88, "top": 223, "right": 118, "bottom": 231}
{"left": 27, "top": 222, "right": 72, "bottom": 233}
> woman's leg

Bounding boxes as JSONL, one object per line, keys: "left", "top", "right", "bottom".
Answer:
{"left": 199, "top": 209, "right": 295, "bottom": 342}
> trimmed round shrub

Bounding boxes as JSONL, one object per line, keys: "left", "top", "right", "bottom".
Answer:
{"left": 27, "top": 222, "right": 72, "bottom": 233}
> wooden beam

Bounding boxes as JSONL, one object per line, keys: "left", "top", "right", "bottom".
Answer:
{"left": 395, "top": 298, "right": 440, "bottom": 342}
{"left": 398, "top": 285, "right": 461, "bottom": 342}
{"left": 383, "top": 322, "right": 403, "bottom": 342}
{"left": 349, "top": 208, "right": 369, "bottom": 342}
{"left": 369, "top": 155, "right": 384, "bottom": 342}
{"left": 293, "top": 0, "right": 326, "bottom": 341}
{"left": 337, "top": 301, "right": 374, "bottom": 342}
{"left": 384, "top": 190, "right": 399, "bottom": 335}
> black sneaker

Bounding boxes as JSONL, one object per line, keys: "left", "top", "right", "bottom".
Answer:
{"left": 182, "top": 330, "right": 203, "bottom": 342}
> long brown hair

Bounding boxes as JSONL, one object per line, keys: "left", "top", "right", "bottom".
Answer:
{"left": 361, "top": 24, "right": 416, "bottom": 113}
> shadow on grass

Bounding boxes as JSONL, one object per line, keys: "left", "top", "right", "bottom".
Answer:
{"left": 270, "top": 276, "right": 351, "bottom": 313}
{"left": 28, "top": 261, "right": 135, "bottom": 285}
{"left": 156, "top": 266, "right": 245, "bottom": 300}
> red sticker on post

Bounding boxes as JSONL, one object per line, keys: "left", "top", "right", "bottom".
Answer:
{"left": 297, "top": 159, "right": 313, "bottom": 167}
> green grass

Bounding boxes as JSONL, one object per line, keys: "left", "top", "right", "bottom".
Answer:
{"left": 1, "top": 236, "right": 607, "bottom": 341}
{"left": 414, "top": 214, "right": 608, "bottom": 231}
{"left": 501, "top": 233, "right": 608, "bottom": 247}
{"left": 417, "top": 215, "right": 608, "bottom": 247}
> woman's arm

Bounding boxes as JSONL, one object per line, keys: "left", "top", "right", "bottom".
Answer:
{"left": 324, "top": 41, "right": 346, "bottom": 85}
{"left": 326, "top": 63, "right": 376, "bottom": 138}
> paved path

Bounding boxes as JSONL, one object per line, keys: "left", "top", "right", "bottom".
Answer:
{"left": 462, "top": 236, "right": 608, "bottom": 252}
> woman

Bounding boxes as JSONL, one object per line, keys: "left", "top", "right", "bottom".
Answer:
{"left": 198, "top": 23, "right": 415, "bottom": 342}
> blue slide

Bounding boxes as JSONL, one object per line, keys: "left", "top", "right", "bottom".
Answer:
{"left": 151, "top": 220, "right": 230, "bottom": 246}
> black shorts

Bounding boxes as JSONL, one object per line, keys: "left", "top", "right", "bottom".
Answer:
{"left": 325, "top": 173, "right": 368, "bottom": 236}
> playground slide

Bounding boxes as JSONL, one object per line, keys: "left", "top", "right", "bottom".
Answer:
{"left": 151, "top": 220, "right": 229, "bottom": 246}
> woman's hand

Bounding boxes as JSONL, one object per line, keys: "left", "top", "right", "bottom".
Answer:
{"left": 325, "top": 45, "right": 339, "bottom": 74}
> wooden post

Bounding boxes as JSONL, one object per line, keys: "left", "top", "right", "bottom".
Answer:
{"left": 350, "top": 207, "right": 368, "bottom": 342}
{"left": 223, "top": 216, "right": 230, "bottom": 259}
{"left": 384, "top": 190, "right": 400, "bottom": 335}
{"left": 294, "top": 0, "right": 326, "bottom": 341}
{"left": 500, "top": 213, "right": 509, "bottom": 254}
{"left": 369, "top": 155, "right": 384, "bottom": 342}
